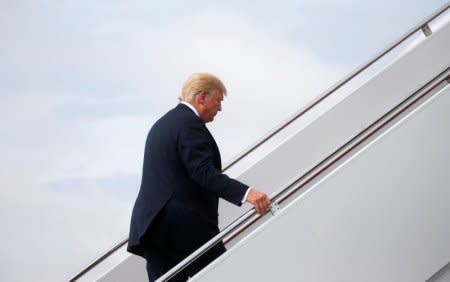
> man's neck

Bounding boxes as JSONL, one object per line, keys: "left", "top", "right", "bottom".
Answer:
{"left": 180, "top": 101, "right": 200, "bottom": 117}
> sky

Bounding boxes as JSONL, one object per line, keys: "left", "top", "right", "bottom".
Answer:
{"left": 1, "top": 1, "right": 448, "bottom": 281}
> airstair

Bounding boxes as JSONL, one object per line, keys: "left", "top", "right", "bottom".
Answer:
{"left": 70, "top": 4, "right": 450, "bottom": 282}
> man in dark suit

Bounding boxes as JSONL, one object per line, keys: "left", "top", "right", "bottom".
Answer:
{"left": 128, "top": 73, "right": 270, "bottom": 281}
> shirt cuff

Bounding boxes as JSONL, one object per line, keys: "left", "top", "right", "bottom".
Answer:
{"left": 241, "top": 187, "right": 252, "bottom": 204}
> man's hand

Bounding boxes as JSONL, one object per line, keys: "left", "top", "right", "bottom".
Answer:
{"left": 246, "top": 188, "right": 271, "bottom": 215}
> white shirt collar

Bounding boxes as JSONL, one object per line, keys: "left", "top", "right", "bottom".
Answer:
{"left": 180, "top": 101, "right": 200, "bottom": 117}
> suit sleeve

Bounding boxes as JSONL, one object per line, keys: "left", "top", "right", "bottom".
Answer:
{"left": 178, "top": 122, "right": 248, "bottom": 206}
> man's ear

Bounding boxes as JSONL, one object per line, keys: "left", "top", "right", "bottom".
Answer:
{"left": 197, "top": 91, "right": 207, "bottom": 104}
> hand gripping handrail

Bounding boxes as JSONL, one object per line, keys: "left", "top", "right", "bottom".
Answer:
{"left": 68, "top": 3, "right": 450, "bottom": 281}
{"left": 157, "top": 67, "right": 450, "bottom": 281}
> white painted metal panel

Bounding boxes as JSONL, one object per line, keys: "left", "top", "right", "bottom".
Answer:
{"left": 97, "top": 18, "right": 450, "bottom": 282}
{"left": 97, "top": 255, "right": 146, "bottom": 282}
{"left": 218, "top": 19, "right": 450, "bottom": 230}
{"left": 194, "top": 85, "right": 450, "bottom": 282}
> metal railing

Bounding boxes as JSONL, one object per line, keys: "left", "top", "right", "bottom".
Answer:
{"left": 156, "top": 68, "right": 450, "bottom": 281}
{"left": 69, "top": 3, "right": 450, "bottom": 281}
{"left": 223, "top": 2, "right": 449, "bottom": 171}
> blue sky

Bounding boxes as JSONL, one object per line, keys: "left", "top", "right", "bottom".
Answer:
{"left": 1, "top": 1, "right": 448, "bottom": 281}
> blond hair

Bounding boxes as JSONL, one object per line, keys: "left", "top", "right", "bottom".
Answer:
{"left": 180, "top": 73, "right": 227, "bottom": 102}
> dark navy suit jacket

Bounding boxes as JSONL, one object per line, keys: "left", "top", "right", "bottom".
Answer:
{"left": 128, "top": 103, "right": 248, "bottom": 261}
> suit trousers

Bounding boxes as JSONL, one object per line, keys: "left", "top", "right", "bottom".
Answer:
{"left": 143, "top": 242, "right": 225, "bottom": 281}
{"left": 141, "top": 202, "right": 226, "bottom": 281}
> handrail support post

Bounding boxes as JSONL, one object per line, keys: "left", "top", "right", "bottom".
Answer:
{"left": 421, "top": 23, "right": 433, "bottom": 36}
{"left": 269, "top": 202, "right": 281, "bottom": 216}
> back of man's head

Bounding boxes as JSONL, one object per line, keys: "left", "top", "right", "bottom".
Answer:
{"left": 180, "top": 73, "right": 227, "bottom": 102}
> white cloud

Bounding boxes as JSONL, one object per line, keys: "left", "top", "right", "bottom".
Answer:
{"left": 0, "top": 180, "right": 132, "bottom": 281}
{"left": 0, "top": 5, "right": 341, "bottom": 280}
{"left": 1, "top": 1, "right": 448, "bottom": 281}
